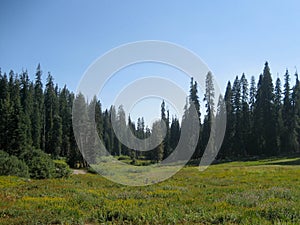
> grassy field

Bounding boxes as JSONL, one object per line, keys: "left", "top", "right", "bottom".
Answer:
{"left": 1, "top": 157, "right": 300, "bottom": 224}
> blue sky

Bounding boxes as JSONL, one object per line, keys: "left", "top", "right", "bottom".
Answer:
{"left": 1, "top": 0, "right": 300, "bottom": 125}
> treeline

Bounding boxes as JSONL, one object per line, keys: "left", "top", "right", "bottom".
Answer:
{"left": 0, "top": 64, "right": 81, "bottom": 168}
{"left": 219, "top": 62, "right": 300, "bottom": 158}
{"left": 0, "top": 62, "right": 299, "bottom": 173}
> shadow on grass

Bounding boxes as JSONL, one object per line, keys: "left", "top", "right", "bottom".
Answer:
{"left": 269, "top": 159, "right": 300, "bottom": 166}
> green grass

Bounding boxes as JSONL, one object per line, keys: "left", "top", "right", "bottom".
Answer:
{"left": 1, "top": 157, "right": 300, "bottom": 224}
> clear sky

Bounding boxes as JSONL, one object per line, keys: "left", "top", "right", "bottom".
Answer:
{"left": 1, "top": 0, "right": 300, "bottom": 125}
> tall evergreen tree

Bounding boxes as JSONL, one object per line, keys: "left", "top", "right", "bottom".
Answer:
{"left": 202, "top": 72, "right": 216, "bottom": 157}
{"left": 291, "top": 71, "right": 300, "bottom": 153}
{"left": 188, "top": 78, "right": 202, "bottom": 159}
{"left": 253, "top": 74, "right": 264, "bottom": 155}
{"left": 32, "top": 64, "right": 44, "bottom": 149}
{"left": 240, "top": 74, "right": 250, "bottom": 156}
{"left": 282, "top": 69, "right": 299, "bottom": 153}
{"left": 0, "top": 72, "right": 9, "bottom": 151}
{"left": 44, "top": 73, "right": 61, "bottom": 156}
{"left": 169, "top": 117, "right": 180, "bottom": 153}
{"left": 220, "top": 82, "right": 234, "bottom": 158}
{"left": 6, "top": 72, "right": 28, "bottom": 155}
{"left": 260, "top": 62, "right": 277, "bottom": 155}
{"left": 231, "top": 76, "right": 242, "bottom": 156}
{"left": 274, "top": 77, "right": 283, "bottom": 152}
{"left": 161, "top": 101, "right": 170, "bottom": 159}
{"left": 59, "top": 86, "right": 72, "bottom": 157}
{"left": 20, "top": 70, "right": 33, "bottom": 146}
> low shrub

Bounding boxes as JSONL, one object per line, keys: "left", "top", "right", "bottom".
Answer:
{"left": 54, "top": 160, "right": 72, "bottom": 178}
{"left": 21, "top": 148, "right": 56, "bottom": 179}
{"left": 0, "top": 150, "right": 29, "bottom": 178}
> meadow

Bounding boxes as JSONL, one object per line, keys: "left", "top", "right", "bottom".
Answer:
{"left": 0, "top": 157, "right": 300, "bottom": 225}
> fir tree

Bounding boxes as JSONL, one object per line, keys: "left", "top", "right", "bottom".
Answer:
{"left": 274, "top": 77, "right": 283, "bottom": 152}
{"left": 282, "top": 69, "right": 299, "bottom": 153}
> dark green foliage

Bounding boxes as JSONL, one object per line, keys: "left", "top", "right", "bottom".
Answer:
{"left": 220, "top": 82, "right": 234, "bottom": 158}
{"left": 169, "top": 117, "right": 180, "bottom": 153}
{"left": 201, "top": 72, "right": 215, "bottom": 157}
{"left": 231, "top": 76, "right": 242, "bottom": 155}
{"left": 0, "top": 150, "right": 29, "bottom": 177}
{"left": 32, "top": 64, "right": 44, "bottom": 150}
{"left": 52, "top": 115, "right": 62, "bottom": 158}
{"left": 240, "top": 74, "right": 250, "bottom": 156}
{"left": 53, "top": 160, "right": 72, "bottom": 178}
{"left": 189, "top": 77, "right": 202, "bottom": 159}
{"left": 261, "top": 62, "right": 278, "bottom": 155}
{"left": 59, "top": 86, "right": 72, "bottom": 157}
{"left": 252, "top": 63, "right": 277, "bottom": 156}
{"left": 161, "top": 101, "right": 170, "bottom": 159}
{"left": 44, "top": 73, "right": 58, "bottom": 154}
{"left": 189, "top": 77, "right": 201, "bottom": 118}
{"left": 274, "top": 77, "right": 284, "bottom": 152}
{"left": 19, "top": 70, "right": 33, "bottom": 147}
{"left": 21, "top": 148, "right": 56, "bottom": 179}
{"left": 292, "top": 72, "right": 300, "bottom": 153}
{"left": 282, "top": 70, "right": 299, "bottom": 153}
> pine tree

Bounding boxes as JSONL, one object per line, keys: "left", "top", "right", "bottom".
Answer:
{"left": 169, "top": 117, "right": 180, "bottom": 153}
{"left": 189, "top": 78, "right": 202, "bottom": 159}
{"left": 20, "top": 70, "right": 33, "bottom": 146}
{"left": 59, "top": 86, "right": 72, "bottom": 156}
{"left": 0, "top": 91, "right": 12, "bottom": 151}
{"left": 52, "top": 114, "right": 62, "bottom": 158}
{"left": 282, "top": 69, "right": 298, "bottom": 153}
{"left": 291, "top": 71, "right": 300, "bottom": 153}
{"left": 260, "top": 62, "right": 277, "bottom": 155}
{"left": 253, "top": 74, "right": 264, "bottom": 155}
{"left": 44, "top": 73, "right": 61, "bottom": 156}
{"left": 189, "top": 78, "right": 201, "bottom": 118}
{"left": 102, "top": 109, "right": 112, "bottom": 154}
{"left": 0, "top": 72, "right": 9, "bottom": 150}
{"left": 220, "top": 82, "right": 234, "bottom": 158}
{"left": 231, "top": 76, "right": 242, "bottom": 156}
{"left": 240, "top": 74, "right": 250, "bottom": 156}
{"left": 248, "top": 76, "right": 257, "bottom": 155}
{"left": 0, "top": 71, "right": 8, "bottom": 101}
{"left": 274, "top": 77, "right": 283, "bottom": 152}
{"left": 32, "top": 64, "right": 44, "bottom": 149}
{"left": 202, "top": 71, "right": 216, "bottom": 158}
{"left": 7, "top": 72, "right": 28, "bottom": 155}
{"left": 95, "top": 99, "right": 103, "bottom": 141}
{"left": 161, "top": 101, "right": 170, "bottom": 159}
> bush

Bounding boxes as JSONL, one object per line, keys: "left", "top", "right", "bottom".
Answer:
{"left": 54, "top": 160, "right": 72, "bottom": 178}
{"left": 21, "top": 148, "right": 56, "bottom": 179}
{"left": 0, "top": 150, "right": 29, "bottom": 178}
